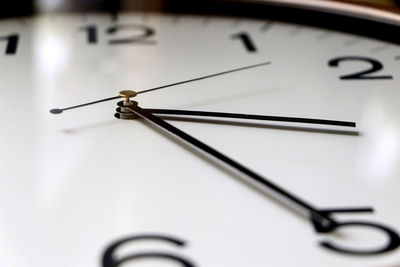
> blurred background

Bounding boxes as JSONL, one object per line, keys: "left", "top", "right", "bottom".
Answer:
{"left": 1, "top": 0, "right": 400, "bottom": 18}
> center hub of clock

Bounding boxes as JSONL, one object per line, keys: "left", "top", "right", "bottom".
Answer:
{"left": 115, "top": 90, "right": 139, "bottom": 120}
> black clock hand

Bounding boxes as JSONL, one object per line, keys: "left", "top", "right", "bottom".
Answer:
{"left": 125, "top": 103, "right": 330, "bottom": 220}
{"left": 122, "top": 101, "right": 400, "bottom": 255}
{"left": 142, "top": 108, "right": 356, "bottom": 127}
{"left": 49, "top": 61, "right": 270, "bottom": 114}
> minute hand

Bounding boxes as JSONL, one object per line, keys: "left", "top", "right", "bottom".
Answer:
{"left": 144, "top": 108, "right": 356, "bottom": 127}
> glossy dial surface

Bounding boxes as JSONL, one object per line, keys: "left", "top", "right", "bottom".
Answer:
{"left": 0, "top": 10, "right": 400, "bottom": 267}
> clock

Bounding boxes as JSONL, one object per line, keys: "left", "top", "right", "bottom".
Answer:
{"left": 1, "top": 0, "right": 400, "bottom": 266}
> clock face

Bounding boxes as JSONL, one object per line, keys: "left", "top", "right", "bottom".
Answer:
{"left": 1, "top": 5, "right": 400, "bottom": 267}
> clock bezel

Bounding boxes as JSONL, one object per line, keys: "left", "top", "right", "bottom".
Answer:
{"left": 161, "top": 0, "right": 400, "bottom": 44}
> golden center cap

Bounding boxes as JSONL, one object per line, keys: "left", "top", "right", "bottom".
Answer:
{"left": 119, "top": 90, "right": 137, "bottom": 103}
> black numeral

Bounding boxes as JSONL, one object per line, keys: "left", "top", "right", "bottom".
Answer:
{"left": 102, "top": 234, "right": 195, "bottom": 267}
{"left": 0, "top": 34, "right": 19, "bottom": 55}
{"left": 107, "top": 24, "right": 155, "bottom": 45}
{"left": 311, "top": 208, "right": 400, "bottom": 255}
{"left": 231, "top": 32, "right": 257, "bottom": 53}
{"left": 80, "top": 24, "right": 156, "bottom": 45}
{"left": 328, "top": 56, "right": 393, "bottom": 80}
{"left": 80, "top": 25, "right": 98, "bottom": 44}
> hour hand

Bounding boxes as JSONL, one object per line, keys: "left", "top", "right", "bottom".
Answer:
{"left": 118, "top": 99, "right": 400, "bottom": 256}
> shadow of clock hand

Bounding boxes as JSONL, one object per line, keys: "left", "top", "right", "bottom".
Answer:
{"left": 59, "top": 120, "right": 121, "bottom": 134}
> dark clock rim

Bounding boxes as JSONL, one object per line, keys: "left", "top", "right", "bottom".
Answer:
{"left": 163, "top": 0, "right": 400, "bottom": 45}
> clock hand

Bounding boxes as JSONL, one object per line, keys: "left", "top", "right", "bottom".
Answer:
{"left": 50, "top": 95, "right": 121, "bottom": 114}
{"left": 141, "top": 108, "right": 356, "bottom": 127}
{"left": 120, "top": 100, "right": 400, "bottom": 255}
{"left": 122, "top": 101, "right": 336, "bottom": 226}
{"left": 135, "top": 62, "right": 270, "bottom": 95}
{"left": 49, "top": 61, "right": 270, "bottom": 114}
{"left": 142, "top": 115, "right": 359, "bottom": 136}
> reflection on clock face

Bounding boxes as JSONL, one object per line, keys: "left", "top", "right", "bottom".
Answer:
{"left": 0, "top": 10, "right": 400, "bottom": 267}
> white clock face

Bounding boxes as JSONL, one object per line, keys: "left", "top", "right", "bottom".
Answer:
{"left": 1, "top": 10, "right": 400, "bottom": 267}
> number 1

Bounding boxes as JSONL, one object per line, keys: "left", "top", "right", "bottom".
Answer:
{"left": 0, "top": 34, "right": 19, "bottom": 55}
{"left": 80, "top": 26, "right": 98, "bottom": 44}
{"left": 231, "top": 32, "right": 257, "bottom": 53}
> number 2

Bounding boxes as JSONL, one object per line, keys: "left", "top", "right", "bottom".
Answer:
{"left": 328, "top": 56, "right": 393, "bottom": 80}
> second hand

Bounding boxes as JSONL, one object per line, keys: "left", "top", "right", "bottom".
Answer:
{"left": 50, "top": 61, "right": 270, "bottom": 114}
